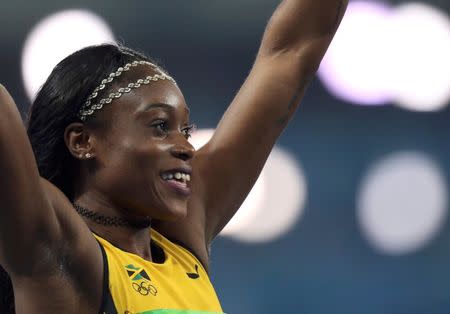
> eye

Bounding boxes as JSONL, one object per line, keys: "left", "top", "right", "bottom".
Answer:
{"left": 181, "top": 124, "right": 197, "bottom": 139}
{"left": 151, "top": 120, "right": 169, "bottom": 136}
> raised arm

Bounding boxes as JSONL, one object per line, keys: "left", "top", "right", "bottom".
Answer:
{"left": 0, "top": 85, "right": 60, "bottom": 274}
{"left": 195, "top": 0, "right": 348, "bottom": 241}
{"left": 0, "top": 86, "right": 100, "bottom": 278}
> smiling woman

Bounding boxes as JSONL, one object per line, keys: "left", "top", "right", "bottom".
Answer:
{"left": 0, "top": 0, "right": 348, "bottom": 313}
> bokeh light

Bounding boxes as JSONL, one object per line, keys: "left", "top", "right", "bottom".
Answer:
{"left": 318, "top": 1, "right": 393, "bottom": 105}
{"left": 22, "top": 9, "right": 115, "bottom": 100}
{"left": 388, "top": 3, "right": 450, "bottom": 111}
{"left": 229, "top": 147, "right": 307, "bottom": 243}
{"left": 318, "top": 1, "right": 450, "bottom": 111}
{"left": 190, "top": 129, "right": 307, "bottom": 243}
{"left": 357, "top": 152, "right": 448, "bottom": 255}
{"left": 189, "top": 128, "right": 267, "bottom": 236}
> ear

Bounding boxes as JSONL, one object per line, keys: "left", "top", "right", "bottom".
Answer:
{"left": 64, "top": 123, "right": 95, "bottom": 160}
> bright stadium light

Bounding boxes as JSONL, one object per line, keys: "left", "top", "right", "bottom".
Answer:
{"left": 318, "top": 1, "right": 393, "bottom": 105}
{"left": 318, "top": 1, "right": 450, "bottom": 111}
{"left": 189, "top": 128, "right": 266, "bottom": 235}
{"left": 229, "top": 147, "right": 307, "bottom": 243}
{"left": 190, "top": 129, "right": 308, "bottom": 243}
{"left": 389, "top": 3, "right": 450, "bottom": 111}
{"left": 357, "top": 152, "right": 448, "bottom": 255}
{"left": 22, "top": 9, "right": 115, "bottom": 100}
{"left": 220, "top": 174, "right": 267, "bottom": 236}
{"left": 190, "top": 129, "right": 265, "bottom": 236}
{"left": 188, "top": 128, "right": 216, "bottom": 150}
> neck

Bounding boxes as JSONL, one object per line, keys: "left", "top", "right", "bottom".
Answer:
{"left": 74, "top": 193, "right": 154, "bottom": 262}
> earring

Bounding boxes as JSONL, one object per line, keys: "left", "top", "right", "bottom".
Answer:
{"left": 85, "top": 153, "right": 93, "bottom": 159}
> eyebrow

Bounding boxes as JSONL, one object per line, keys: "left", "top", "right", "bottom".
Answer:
{"left": 138, "top": 103, "right": 190, "bottom": 115}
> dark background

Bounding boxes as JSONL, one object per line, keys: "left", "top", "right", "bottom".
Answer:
{"left": 1, "top": 1, "right": 450, "bottom": 313}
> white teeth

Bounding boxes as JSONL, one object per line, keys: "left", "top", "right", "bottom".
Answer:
{"left": 162, "top": 171, "right": 191, "bottom": 182}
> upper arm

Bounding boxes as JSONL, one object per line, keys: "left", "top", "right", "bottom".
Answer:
{"left": 0, "top": 86, "right": 100, "bottom": 279}
{"left": 0, "top": 85, "right": 63, "bottom": 274}
{"left": 155, "top": 0, "right": 348, "bottom": 261}
{"left": 197, "top": 0, "right": 348, "bottom": 241}
{"left": 155, "top": 57, "right": 313, "bottom": 266}
{"left": 197, "top": 56, "right": 310, "bottom": 241}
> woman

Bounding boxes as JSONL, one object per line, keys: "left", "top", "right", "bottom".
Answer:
{"left": 0, "top": 0, "right": 347, "bottom": 313}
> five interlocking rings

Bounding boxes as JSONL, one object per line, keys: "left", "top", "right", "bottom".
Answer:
{"left": 132, "top": 281, "right": 157, "bottom": 296}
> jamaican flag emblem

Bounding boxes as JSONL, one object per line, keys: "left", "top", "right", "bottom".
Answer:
{"left": 125, "top": 264, "right": 158, "bottom": 296}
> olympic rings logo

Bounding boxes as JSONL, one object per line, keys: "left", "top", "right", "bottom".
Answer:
{"left": 132, "top": 281, "right": 158, "bottom": 296}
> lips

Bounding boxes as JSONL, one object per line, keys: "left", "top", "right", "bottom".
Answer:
{"left": 160, "top": 167, "right": 192, "bottom": 197}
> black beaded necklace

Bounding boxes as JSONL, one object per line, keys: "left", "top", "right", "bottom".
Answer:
{"left": 73, "top": 203, "right": 151, "bottom": 229}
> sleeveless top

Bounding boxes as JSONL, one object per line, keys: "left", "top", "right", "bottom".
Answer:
{"left": 94, "top": 230, "right": 225, "bottom": 314}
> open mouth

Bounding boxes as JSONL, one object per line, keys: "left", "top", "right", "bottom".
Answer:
{"left": 160, "top": 170, "right": 191, "bottom": 196}
{"left": 161, "top": 171, "right": 191, "bottom": 183}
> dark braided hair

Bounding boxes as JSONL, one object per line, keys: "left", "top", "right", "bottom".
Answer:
{"left": 0, "top": 43, "right": 160, "bottom": 313}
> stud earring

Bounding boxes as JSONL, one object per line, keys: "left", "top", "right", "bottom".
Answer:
{"left": 85, "top": 153, "right": 93, "bottom": 159}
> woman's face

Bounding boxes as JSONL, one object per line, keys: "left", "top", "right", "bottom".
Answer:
{"left": 87, "top": 67, "right": 195, "bottom": 221}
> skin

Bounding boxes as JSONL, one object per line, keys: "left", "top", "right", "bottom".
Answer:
{"left": 68, "top": 71, "right": 196, "bottom": 260}
{"left": 0, "top": 0, "right": 348, "bottom": 313}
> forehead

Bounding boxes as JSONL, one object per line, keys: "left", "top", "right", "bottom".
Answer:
{"left": 105, "top": 66, "right": 189, "bottom": 117}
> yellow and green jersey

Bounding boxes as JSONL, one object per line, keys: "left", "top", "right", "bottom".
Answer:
{"left": 94, "top": 229, "right": 224, "bottom": 314}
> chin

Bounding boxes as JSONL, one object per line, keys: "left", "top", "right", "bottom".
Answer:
{"left": 156, "top": 200, "right": 188, "bottom": 221}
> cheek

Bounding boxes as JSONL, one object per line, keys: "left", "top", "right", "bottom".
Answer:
{"left": 98, "top": 126, "right": 170, "bottom": 182}
{"left": 99, "top": 139, "right": 164, "bottom": 205}
{"left": 107, "top": 137, "right": 166, "bottom": 178}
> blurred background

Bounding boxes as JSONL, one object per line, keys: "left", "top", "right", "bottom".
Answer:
{"left": 1, "top": 0, "right": 450, "bottom": 313}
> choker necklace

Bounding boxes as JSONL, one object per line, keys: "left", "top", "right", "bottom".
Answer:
{"left": 73, "top": 203, "right": 151, "bottom": 229}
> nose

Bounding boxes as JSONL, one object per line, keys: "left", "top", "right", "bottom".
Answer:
{"left": 170, "top": 141, "right": 195, "bottom": 161}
